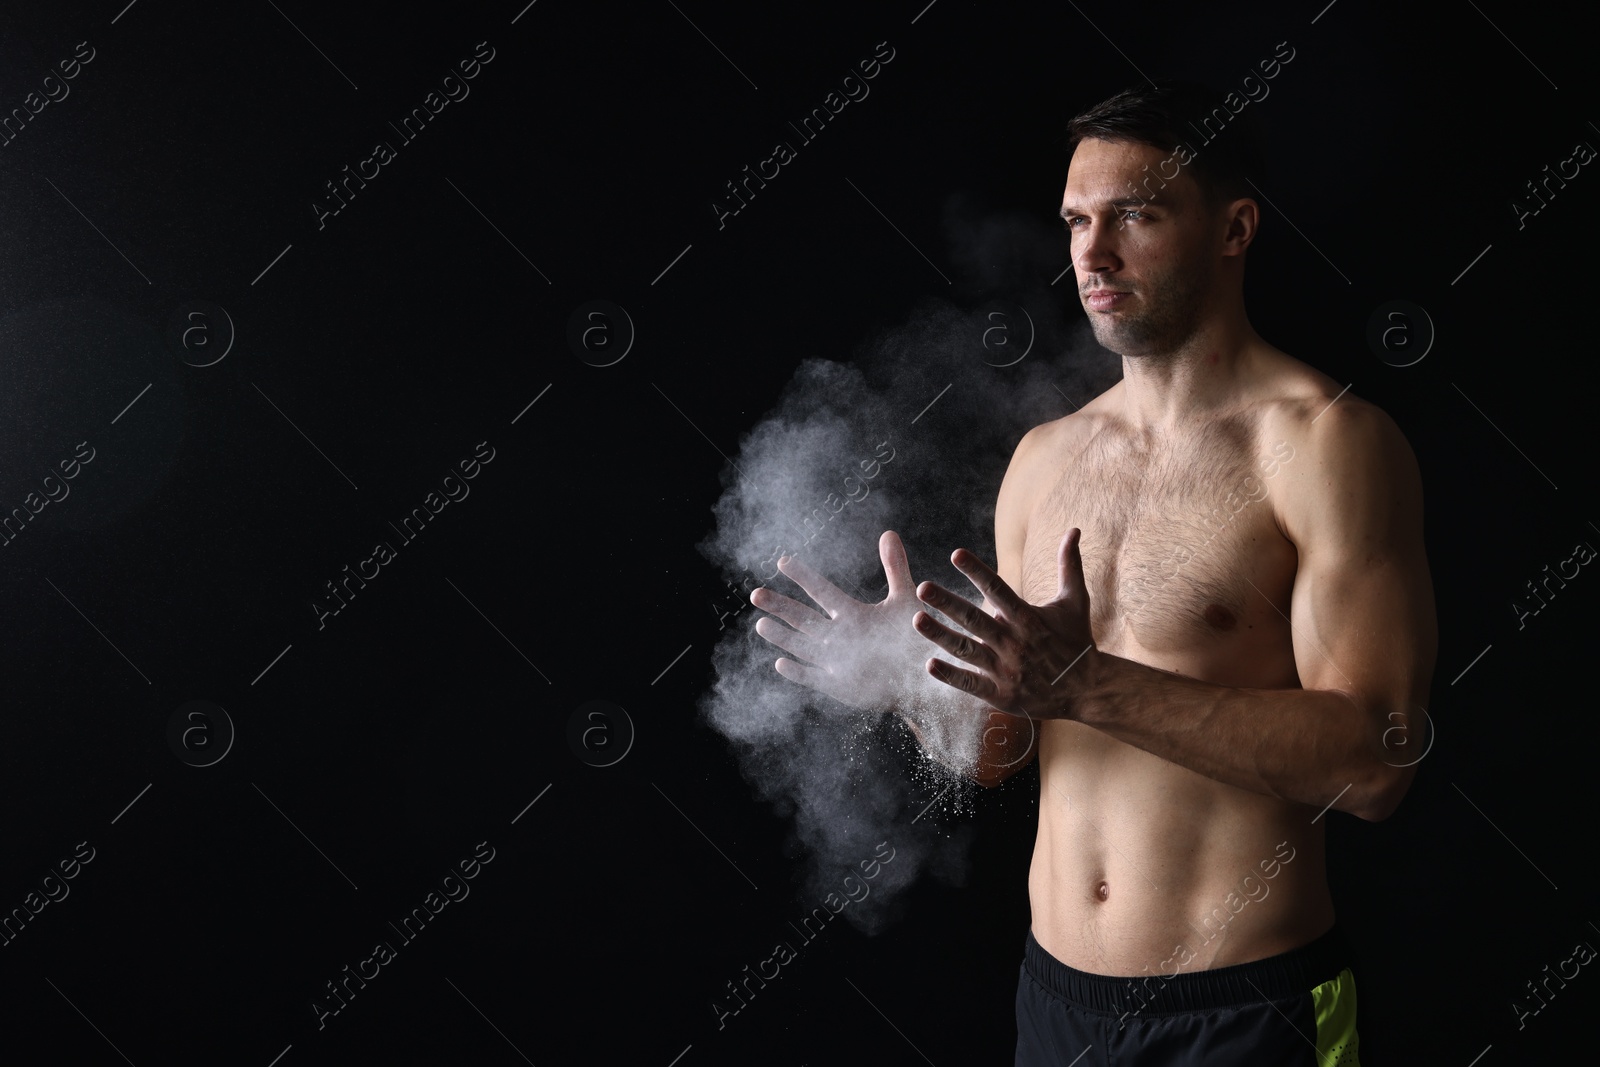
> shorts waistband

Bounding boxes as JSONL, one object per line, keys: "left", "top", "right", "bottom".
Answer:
{"left": 1022, "top": 924, "right": 1350, "bottom": 1015}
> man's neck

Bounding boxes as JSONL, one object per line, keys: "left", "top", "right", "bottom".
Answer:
{"left": 1116, "top": 312, "right": 1262, "bottom": 433}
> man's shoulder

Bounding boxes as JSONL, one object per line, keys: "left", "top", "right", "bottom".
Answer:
{"left": 1251, "top": 354, "right": 1421, "bottom": 545}
{"left": 1014, "top": 383, "right": 1122, "bottom": 460}
{"left": 997, "top": 398, "right": 1104, "bottom": 526}
{"left": 1251, "top": 352, "right": 1407, "bottom": 458}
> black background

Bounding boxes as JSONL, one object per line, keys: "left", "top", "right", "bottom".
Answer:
{"left": 0, "top": 0, "right": 1594, "bottom": 1064}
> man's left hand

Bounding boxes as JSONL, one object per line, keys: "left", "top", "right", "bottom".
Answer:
{"left": 912, "top": 527, "right": 1098, "bottom": 720}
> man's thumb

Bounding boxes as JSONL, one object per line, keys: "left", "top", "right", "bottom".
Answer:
{"left": 1057, "top": 528, "right": 1085, "bottom": 598}
{"left": 880, "top": 530, "right": 914, "bottom": 595}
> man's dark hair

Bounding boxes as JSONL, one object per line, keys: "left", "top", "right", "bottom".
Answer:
{"left": 1066, "top": 80, "right": 1269, "bottom": 211}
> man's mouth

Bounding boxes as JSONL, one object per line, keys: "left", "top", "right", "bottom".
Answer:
{"left": 1085, "top": 291, "right": 1130, "bottom": 310}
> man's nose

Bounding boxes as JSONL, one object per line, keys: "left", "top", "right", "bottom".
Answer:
{"left": 1075, "top": 220, "right": 1122, "bottom": 276}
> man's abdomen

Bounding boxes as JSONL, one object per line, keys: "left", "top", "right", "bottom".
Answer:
{"left": 1028, "top": 720, "right": 1337, "bottom": 979}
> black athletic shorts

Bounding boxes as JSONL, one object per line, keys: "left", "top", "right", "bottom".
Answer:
{"left": 1015, "top": 924, "right": 1360, "bottom": 1065}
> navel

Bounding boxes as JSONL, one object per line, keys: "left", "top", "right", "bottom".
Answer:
{"left": 1203, "top": 603, "right": 1237, "bottom": 630}
{"left": 1095, "top": 880, "right": 1109, "bottom": 902}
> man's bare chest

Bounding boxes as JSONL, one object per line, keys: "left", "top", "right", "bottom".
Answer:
{"left": 1019, "top": 423, "right": 1297, "bottom": 655}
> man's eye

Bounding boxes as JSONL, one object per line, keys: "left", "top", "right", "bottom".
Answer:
{"left": 1122, "top": 210, "right": 1144, "bottom": 221}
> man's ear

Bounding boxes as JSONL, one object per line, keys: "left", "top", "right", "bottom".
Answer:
{"left": 1221, "top": 196, "right": 1259, "bottom": 256}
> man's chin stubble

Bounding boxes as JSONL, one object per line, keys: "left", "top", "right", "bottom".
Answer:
{"left": 1092, "top": 319, "right": 1179, "bottom": 359}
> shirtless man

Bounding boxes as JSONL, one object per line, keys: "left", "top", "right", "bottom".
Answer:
{"left": 750, "top": 82, "right": 1435, "bottom": 1064}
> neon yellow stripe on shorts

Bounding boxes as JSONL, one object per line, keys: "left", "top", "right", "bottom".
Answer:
{"left": 1310, "top": 967, "right": 1361, "bottom": 1065}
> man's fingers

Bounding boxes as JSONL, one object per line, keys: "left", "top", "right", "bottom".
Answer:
{"left": 949, "top": 548, "right": 1028, "bottom": 615}
{"left": 915, "top": 581, "right": 1007, "bottom": 645}
{"left": 925, "top": 656, "right": 995, "bottom": 703}
{"left": 755, "top": 615, "right": 829, "bottom": 665}
{"left": 751, "top": 586, "right": 830, "bottom": 634}
{"left": 777, "top": 553, "right": 855, "bottom": 616}
{"left": 913, "top": 610, "right": 998, "bottom": 673}
{"left": 879, "top": 530, "right": 915, "bottom": 598}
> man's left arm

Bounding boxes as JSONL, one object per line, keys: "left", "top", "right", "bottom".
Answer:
{"left": 912, "top": 398, "right": 1438, "bottom": 821}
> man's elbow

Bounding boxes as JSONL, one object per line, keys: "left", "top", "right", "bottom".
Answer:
{"left": 1352, "top": 764, "right": 1416, "bottom": 822}
{"left": 967, "top": 745, "right": 1038, "bottom": 789}
{"left": 1347, "top": 696, "right": 1429, "bottom": 821}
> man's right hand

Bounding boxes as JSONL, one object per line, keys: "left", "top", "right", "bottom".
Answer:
{"left": 751, "top": 530, "right": 1038, "bottom": 783}
{"left": 750, "top": 530, "right": 929, "bottom": 714}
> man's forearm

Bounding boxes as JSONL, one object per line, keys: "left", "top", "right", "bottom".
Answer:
{"left": 1075, "top": 651, "right": 1403, "bottom": 820}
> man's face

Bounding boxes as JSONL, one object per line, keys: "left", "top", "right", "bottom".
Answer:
{"left": 1060, "top": 138, "right": 1221, "bottom": 358}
